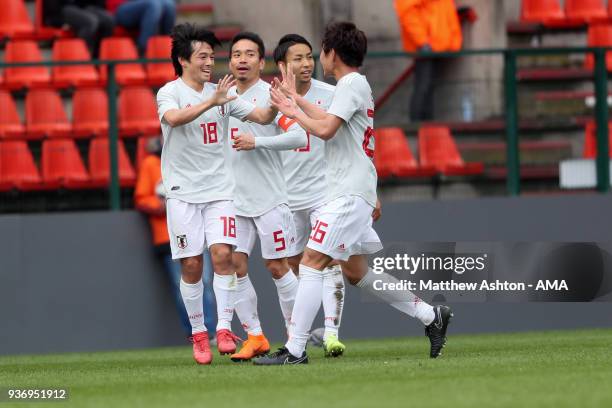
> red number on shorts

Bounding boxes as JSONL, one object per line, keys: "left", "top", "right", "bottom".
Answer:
{"left": 295, "top": 132, "right": 311, "bottom": 152}
{"left": 310, "top": 220, "right": 328, "bottom": 244}
{"left": 273, "top": 230, "right": 286, "bottom": 252}
{"left": 201, "top": 122, "right": 218, "bottom": 144}
{"left": 220, "top": 216, "right": 236, "bottom": 238}
{"left": 230, "top": 127, "right": 239, "bottom": 149}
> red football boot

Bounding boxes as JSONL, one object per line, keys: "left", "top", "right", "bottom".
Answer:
{"left": 190, "top": 331, "right": 212, "bottom": 365}
{"left": 216, "top": 329, "right": 241, "bottom": 355}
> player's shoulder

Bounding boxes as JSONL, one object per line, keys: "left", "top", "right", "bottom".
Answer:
{"left": 311, "top": 78, "right": 335, "bottom": 94}
{"left": 204, "top": 81, "right": 217, "bottom": 92}
{"left": 157, "top": 78, "right": 180, "bottom": 96}
{"left": 342, "top": 72, "right": 368, "bottom": 87}
{"left": 255, "top": 79, "right": 271, "bottom": 91}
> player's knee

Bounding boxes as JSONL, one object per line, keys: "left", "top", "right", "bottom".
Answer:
{"left": 209, "top": 244, "right": 232, "bottom": 272}
{"left": 180, "top": 256, "right": 203, "bottom": 282}
{"left": 265, "top": 259, "right": 289, "bottom": 279}
{"left": 301, "top": 249, "right": 330, "bottom": 271}
{"left": 340, "top": 260, "right": 365, "bottom": 285}
{"left": 233, "top": 252, "right": 248, "bottom": 278}
{"left": 287, "top": 255, "right": 301, "bottom": 274}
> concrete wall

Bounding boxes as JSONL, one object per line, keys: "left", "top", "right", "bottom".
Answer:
{"left": 1, "top": 194, "right": 612, "bottom": 355}
{"left": 208, "top": 0, "right": 507, "bottom": 125}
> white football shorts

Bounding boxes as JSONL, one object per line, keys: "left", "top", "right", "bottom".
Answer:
{"left": 306, "top": 195, "right": 383, "bottom": 261}
{"left": 235, "top": 204, "right": 296, "bottom": 259}
{"left": 166, "top": 199, "right": 238, "bottom": 259}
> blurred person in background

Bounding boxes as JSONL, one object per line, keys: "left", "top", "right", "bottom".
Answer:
{"left": 107, "top": 0, "right": 176, "bottom": 55}
{"left": 134, "top": 136, "right": 217, "bottom": 339}
{"left": 43, "top": 0, "right": 114, "bottom": 57}
{"left": 394, "top": 0, "right": 462, "bottom": 121}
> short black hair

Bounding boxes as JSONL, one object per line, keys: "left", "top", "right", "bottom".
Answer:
{"left": 273, "top": 34, "right": 313, "bottom": 64}
{"left": 170, "top": 23, "right": 221, "bottom": 76}
{"left": 230, "top": 31, "right": 265, "bottom": 60}
{"left": 321, "top": 22, "right": 367, "bottom": 68}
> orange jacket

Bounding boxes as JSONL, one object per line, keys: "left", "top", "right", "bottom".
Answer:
{"left": 394, "top": 0, "right": 462, "bottom": 52}
{"left": 134, "top": 155, "right": 169, "bottom": 246}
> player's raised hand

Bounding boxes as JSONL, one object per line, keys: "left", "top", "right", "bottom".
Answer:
{"left": 274, "top": 62, "right": 297, "bottom": 97}
{"left": 234, "top": 133, "right": 256, "bottom": 151}
{"left": 270, "top": 86, "right": 298, "bottom": 118}
{"left": 212, "top": 74, "right": 237, "bottom": 106}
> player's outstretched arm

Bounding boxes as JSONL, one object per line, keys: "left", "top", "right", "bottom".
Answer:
{"left": 270, "top": 86, "right": 342, "bottom": 140}
{"left": 244, "top": 105, "right": 279, "bottom": 125}
{"left": 234, "top": 128, "right": 307, "bottom": 151}
{"left": 162, "top": 75, "right": 237, "bottom": 127}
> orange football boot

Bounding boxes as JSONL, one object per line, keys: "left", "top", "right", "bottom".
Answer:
{"left": 230, "top": 334, "right": 271, "bottom": 362}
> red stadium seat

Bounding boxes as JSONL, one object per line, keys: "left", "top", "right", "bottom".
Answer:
{"left": 52, "top": 38, "right": 100, "bottom": 88}
{"left": 88, "top": 138, "right": 136, "bottom": 187}
{"left": 3, "top": 40, "right": 51, "bottom": 89}
{"left": 26, "top": 89, "right": 72, "bottom": 139}
{"left": 41, "top": 139, "right": 91, "bottom": 189}
{"left": 146, "top": 35, "right": 175, "bottom": 86}
{"left": 418, "top": 126, "right": 484, "bottom": 176}
{"left": 119, "top": 87, "right": 161, "bottom": 137}
{"left": 521, "top": 0, "right": 565, "bottom": 24}
{"left": 72, "top": 88, "right": 109, "bottom": 138}
{"left": 584, "top": 24, "right": 612, "bottom": 71}
{"left": 0, "top": 91, "right": 25, "bottom": 139}
{"left": 99, "top": 37, "right": 146, "bottom": 85}
{"left": 374, "top": 128, "right": 436, "bottom": 179}
{"left": 565, "top": 0, "right": 607, "bottom": 23}
{"left": 0, "top": 0, "right": 35, "bottom": 39}
{"left": 583, "top": 121, "right": 612, "bottom": 158}
{"left": 0, "top": 141, "right": 48, "bottom": 190}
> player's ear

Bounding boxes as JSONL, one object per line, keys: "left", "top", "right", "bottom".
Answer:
{"left": 178, "top": 56, "right": 188, "bottom": 68}
{"left": 259, "top": 57, "right": 265, "bottom": 72}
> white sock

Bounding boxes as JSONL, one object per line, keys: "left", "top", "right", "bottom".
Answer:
{"left": 234, "top": 275, "right": 263, "bottom": 336}
{"left": 285, "top": 264, "right": 323, "bottom": 357}
{"left": 273, "top": 270, "right": 299, "bottom": 329}
{"left": 213, "top": 273, "right": 237, "bottom": 331}
{"left": 180, "top": 279, "right": 206, "bottom": 334}
{"left": 357, "top": 268, "right": 435, "bottom": 325}
{"left": 322, "top": 264, "right": 345, "bottom": 340}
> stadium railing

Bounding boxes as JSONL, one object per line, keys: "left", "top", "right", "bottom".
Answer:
{"left": 1, "top": 47, "right": 610, "bottom": 210}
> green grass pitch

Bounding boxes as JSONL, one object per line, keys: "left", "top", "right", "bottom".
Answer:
{"left": 1, "top": 329, "right": 611, "bottom": 408}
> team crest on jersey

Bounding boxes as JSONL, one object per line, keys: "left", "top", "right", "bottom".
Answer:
{"left": 177, "top": 235, "right": 188, "bottom": 249}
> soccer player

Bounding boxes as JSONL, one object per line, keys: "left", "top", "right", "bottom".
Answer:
{"left": 156, "top": 23, "right": 278, "bottom": 365}
{"left": 265, "top": 34, "right": 348, "bottom": 357}
{"left": 224, "top": 32, "right": 309, "bottom": 362}
{"left": 255, "top": 22, "right": 453, "bottom": 365}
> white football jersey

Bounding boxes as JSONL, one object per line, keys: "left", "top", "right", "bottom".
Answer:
{"left": 227, "top": 79, "right": 290, "bottom": 217}
{"left": 325, "top": 72, "right": 377, "bottom": 207}
{"left": 157, "top": 78, "right": 255, "bottom": 203}
{"left": 281, "top": 79, "right": 335, "bottom": 211}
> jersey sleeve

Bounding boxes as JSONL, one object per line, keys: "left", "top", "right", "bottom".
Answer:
{"left": 228, "top": 96, "right": 256, "bottom": 121}
{"left": 326, "top": 79, "right": 361, "bottom": 122}
{"left": 157, "top": 86, "right": 179, "bottom": 124}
